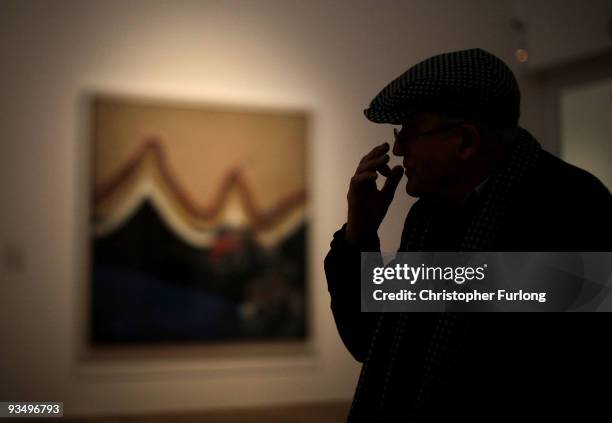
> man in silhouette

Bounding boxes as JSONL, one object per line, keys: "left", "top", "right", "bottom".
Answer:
{"left": 324, "top": 48, "right": 612, "bottom": 421}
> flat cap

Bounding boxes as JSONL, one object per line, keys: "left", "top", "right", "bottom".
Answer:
{"left": 364, "top": 48, "right": 520, "bottom": 126}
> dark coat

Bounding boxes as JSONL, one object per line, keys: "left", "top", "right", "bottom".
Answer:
{"left": 324, "top": 150, "right": 612, "bottom": 421}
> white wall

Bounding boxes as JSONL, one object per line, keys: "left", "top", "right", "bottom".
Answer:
{"left": 1, "top": 0, "right": 606, "bottom": 418}
{"left": 561, "top": 78, "right": 612, "bottom": 190}
{"left": 511, "top": 0, "right": 612, "bottom": 152}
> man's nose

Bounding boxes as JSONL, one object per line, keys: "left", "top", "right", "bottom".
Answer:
{"left": 392, "top": 139, "right": 404, "bottom": 156}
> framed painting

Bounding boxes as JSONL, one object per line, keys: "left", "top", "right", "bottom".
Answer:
{"left": 89, "top": 95, "right": 309, "bottom": 350}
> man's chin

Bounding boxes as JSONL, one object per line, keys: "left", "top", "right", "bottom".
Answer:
{"left": 405, "top": 181, "right": 423, "bottom": 197}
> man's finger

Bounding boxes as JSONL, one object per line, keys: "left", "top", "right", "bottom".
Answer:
{"left": 378, "top": 163, "right": 392, "bottom": 177}
{"left": 357, "top": 154, "right": 390, "bottom": 174}
{"left": 381, "top": 166, "right": 404, "bottom": 200}
{"left": 359, "top": 142, "right": 389, "bottom": 165}
{"left": 351, "top": 171, "right": 378, "bottom": 185}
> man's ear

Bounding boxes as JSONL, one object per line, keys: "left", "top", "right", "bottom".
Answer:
{"left": 457, "top": 123, "right": 481, "bottom": 160}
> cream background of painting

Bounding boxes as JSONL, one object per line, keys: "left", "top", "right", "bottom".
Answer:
{"left": 93, "top": 98, "right": 306, "bottom": 213}
{"left": 92, "top": 98, "right": 308, "bottom": 246}
{"left": 1, "top": 0, "right": 610, "bottom": 418}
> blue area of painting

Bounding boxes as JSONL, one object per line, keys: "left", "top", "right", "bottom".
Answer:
{"left": 92, "top": 267, "right": 242, "bottom": 343}
{"left": 91, "top": 201, "right": 307, "bottom": 343}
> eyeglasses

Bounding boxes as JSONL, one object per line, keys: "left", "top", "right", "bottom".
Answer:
{"left": 393, "top": 121, "right": 465, "bottom": 144}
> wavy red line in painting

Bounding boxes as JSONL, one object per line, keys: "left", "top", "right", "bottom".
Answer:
{"left": 94, "top": 138, "right": 307, "bottom": 230}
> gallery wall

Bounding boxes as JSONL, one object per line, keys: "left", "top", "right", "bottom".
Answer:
{"left": 511, "top": 0, "right": 612, "bottom": 70}
{"left": 510, "top": 0, "right": 612, "bottom": 155}
{"left": 0, "top": 0, "right": 609, "bottom": 417}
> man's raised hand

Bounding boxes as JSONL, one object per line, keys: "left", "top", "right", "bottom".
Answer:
{"left": 346, "top": 142, "right": 404, "bottom": 244}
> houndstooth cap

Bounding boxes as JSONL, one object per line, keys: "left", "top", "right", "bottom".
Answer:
{"left": 364, "top": 48, "right": 520, "bottom": 127}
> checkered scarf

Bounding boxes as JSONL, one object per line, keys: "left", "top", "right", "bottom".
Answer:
{"left": 348, "top": 127, "right": 542, "bottom": 421}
